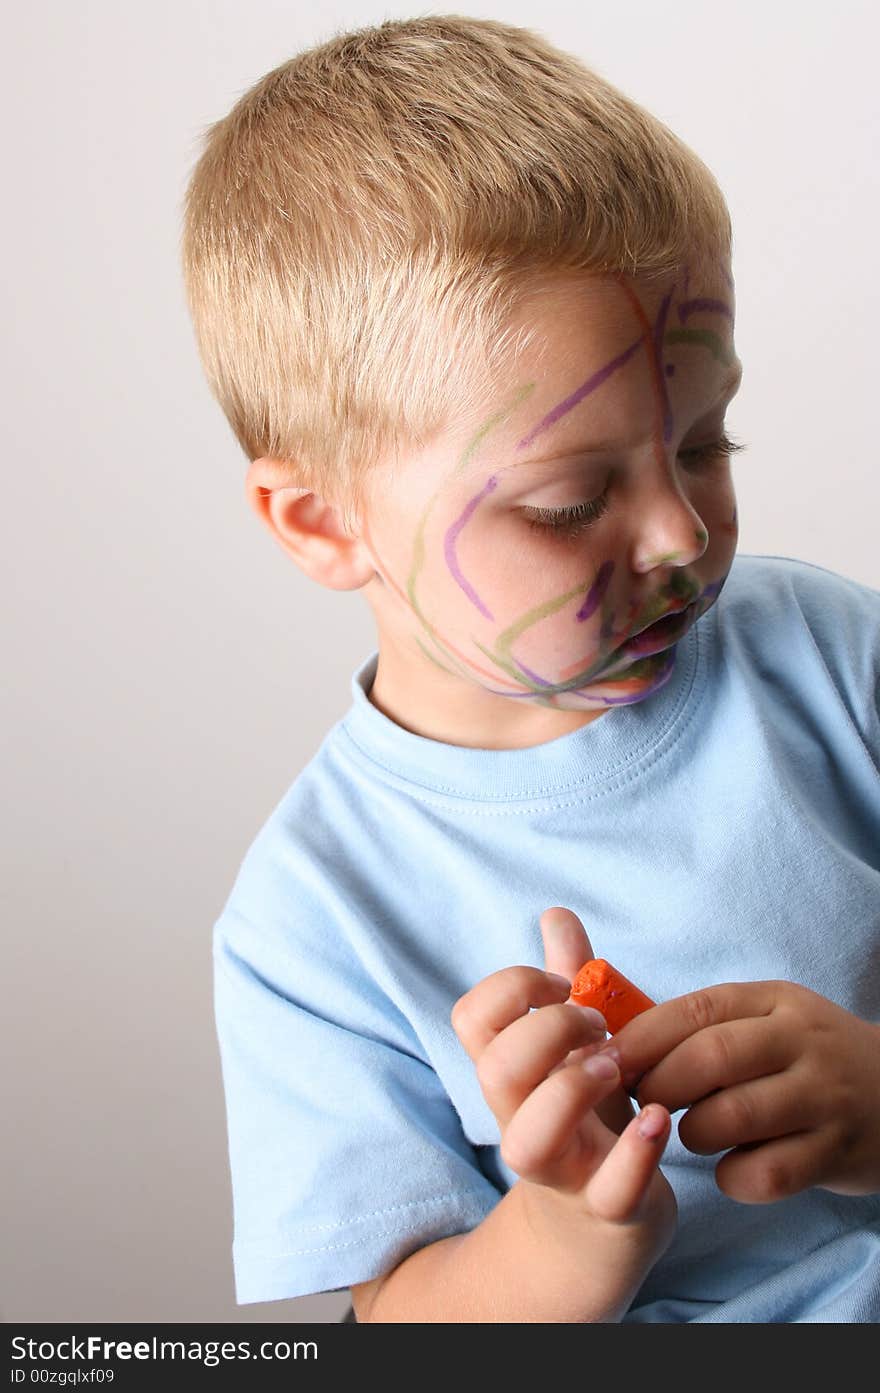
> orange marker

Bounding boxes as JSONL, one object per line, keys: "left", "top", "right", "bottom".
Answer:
{"left": 569, "top": 958, "right": 655, "bottom": 1034}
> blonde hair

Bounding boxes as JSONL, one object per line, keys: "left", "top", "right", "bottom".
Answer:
{"left": 180, "top": 14, "right": 732, "bottom": 529}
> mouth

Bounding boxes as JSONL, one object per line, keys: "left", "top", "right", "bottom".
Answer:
{"left": 621, "top": 600, "right": 699, "bottom": 657}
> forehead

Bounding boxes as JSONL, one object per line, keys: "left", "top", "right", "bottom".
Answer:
{"left": 366, "top": 265, "right": 739, "bottom": 512}
{"left": 457, "top": 267, "right": 739, "bottom": 470}
{"left": 511, "top": 267, "right": 735, "bottom": 385}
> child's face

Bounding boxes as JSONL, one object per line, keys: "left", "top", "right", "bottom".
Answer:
{"left": 358, "top": 265, "right": 742, "bottom": 748}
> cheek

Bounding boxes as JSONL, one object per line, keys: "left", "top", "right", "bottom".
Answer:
{"left": 451, "top": 531, "right": 619, "bottom": 661}
{"left": 461, "top": 523, "right": 607, "bottom": 618}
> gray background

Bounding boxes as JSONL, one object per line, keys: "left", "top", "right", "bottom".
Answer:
{"left": 3, "top": 1, "right": 877, "bottom": 1323}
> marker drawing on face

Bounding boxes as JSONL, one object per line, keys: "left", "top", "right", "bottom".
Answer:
{"left": 361, "top": 383, "right": 545, "bottom": 695}
{"left": 655, "top": 289, "right": 675, "bottom": 444}
{"left": 431, "top": 394, "right": 529, "bottom": 625}
{"left": 444, "top": 271, "right": 733, "bottom": 703}
{"left": 472, "top": 576, "right": 615, "bottom": 693}
{"left": 677, "top": 297, "right": 734, "bottom": 325}
{"left": 614, "top": 275, "right": 675, "bottom": 450}
{"left": 574, "top": 559, "right": 614, "bottom": 622}
{"left": 644, "top": 552, "right": 684, "bottom": 567}
{"left": 443, "top": 476, "right": 498, "bottom": 621}
{"left": 515, "top": 338, "right": 642, "bottom": 451}
{"left": 361, "top": 501, "right": 530, "bottom": 695}
{"left": 664, "top": 326, "right": 737, "bottom": 368}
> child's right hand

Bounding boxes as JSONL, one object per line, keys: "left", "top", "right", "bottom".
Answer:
{"left": 452, "top": 907, "right": 677, "bottom": 1265}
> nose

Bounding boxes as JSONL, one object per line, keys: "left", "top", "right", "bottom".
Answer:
{"left": 627, "top": 467, "right": 709, "bottom": 573}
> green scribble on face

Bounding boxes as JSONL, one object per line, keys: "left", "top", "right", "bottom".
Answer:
{"left": 694, "top": 527, "right": 709, "bottom": 546}
{"left": 665, "top": 327, "right": 737, "bottom": 368}
{"left": 644, "top": 552, "right": 682, "bottom": 566}
{"left": 404, "top": 381, "right": 537, "bottom": 681}
{"left": 414, "top": 636, "right": 461, "bottom": 678}
{"left": 668, "top": 569, "right": 695, "bottom": 600}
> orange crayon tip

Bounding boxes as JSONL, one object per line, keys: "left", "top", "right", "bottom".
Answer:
{"left": 569, "top": 958, "right": 655, "bottom": 1034}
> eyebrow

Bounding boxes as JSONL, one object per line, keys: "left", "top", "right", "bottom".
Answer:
{"left": 510, "top": 363, "right": 744, "bottom": 469}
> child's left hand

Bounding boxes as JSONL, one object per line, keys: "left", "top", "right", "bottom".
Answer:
{"left": 597, "top": 981, "right": 880, "bottom": 1203}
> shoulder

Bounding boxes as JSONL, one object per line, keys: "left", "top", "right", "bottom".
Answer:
{"left": 720, "top": 552, "right": 880, "bottom": 653}
{"left": 715, "top": 553, "right": 880, "bottom": 743}
{"left": 211, "top": 724, "right": 430, "bottom": 1059}
{"left": 213, "top": 735, "right": 371, "bottom": 992}
{"left": 724, "top": 552, "right": 879, "bottom": 615}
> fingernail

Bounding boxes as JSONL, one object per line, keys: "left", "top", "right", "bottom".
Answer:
{"left": 595, "top": 1042, "right": 622, "bottom": 1069}
{"left": 571, "top": 1004, "right": 607, "bottom": 1032}
{"left": 583, "top": 1052, "right": 619, "bottom": 1080}
{"left": 638, "top": 1105, "right": 666, "bottom": 1140}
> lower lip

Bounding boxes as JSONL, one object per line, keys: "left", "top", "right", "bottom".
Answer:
{"left": 623, "top": 602, "right": 697, "bottom": 656}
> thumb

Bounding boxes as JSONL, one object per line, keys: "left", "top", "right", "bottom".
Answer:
{"left": 540, "top": 906, "right": 594, "bottom": 987}
{"left": 541, "top": 906, "right": 636, "bottom": 1135}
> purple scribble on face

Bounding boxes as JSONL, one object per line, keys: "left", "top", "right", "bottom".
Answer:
{"left": 443, "top": 475, "right": 499, "bottom": 620}
{"left": 510, "top": 660, "right": 555, "bottom": 689}
{"left": 678, "top": 297, "right": 734, "bottom": 324}
{"left": 652, "top": 288, "right": 675, "bottom": 445}
{"left": 515, "top": 338, "right": 642, "bottom": 451}
{"left": 575, "top": 559, "right": 614, "bottom": 622}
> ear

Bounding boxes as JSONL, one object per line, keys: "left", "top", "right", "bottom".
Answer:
{"left": 245, "top": 457, "right": 376, "bottom": 592}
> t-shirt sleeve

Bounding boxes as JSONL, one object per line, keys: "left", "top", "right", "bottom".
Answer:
{"left": 791, "top": 557, "right": 880, "bottom": 761}
{"left": 212, "top": 840, "right": 501, "bottom": 1305}
{"left": 756, "top": 556, "right": 880, "bottom": 768}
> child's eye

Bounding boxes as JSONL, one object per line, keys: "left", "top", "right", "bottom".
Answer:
{"left": 521, "top": 493, "right": 610, "bottom": 536}
{"left": 520, "top": 433, "right": 747, "bottom": 538}
{"left": 679, "top": 430, "right": 747, "bottom": 467}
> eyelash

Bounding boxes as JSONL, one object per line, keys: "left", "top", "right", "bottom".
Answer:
{"left": 521, "top": 432, "right": 748, "bottom": 536}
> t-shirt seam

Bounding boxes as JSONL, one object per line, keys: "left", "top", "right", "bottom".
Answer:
{"left": 233, "top": 1189, "right": 486, "bottom": 1258}
{"left": 335, "top": 624, "right": 706, "bottom": 807}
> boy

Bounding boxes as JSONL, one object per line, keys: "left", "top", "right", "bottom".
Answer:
{"left": 181, "top": 16, "right": 880, "bottom": 1321}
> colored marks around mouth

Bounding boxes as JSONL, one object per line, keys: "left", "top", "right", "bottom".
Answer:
{"left": 471, "top": 564, "right": 618, "bottom": 696}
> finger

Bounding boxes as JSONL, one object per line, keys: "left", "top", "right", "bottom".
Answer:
{"left": 478, "top": 1003, "right": 609, "bottom": 1128}
{"left": 540, "top": 906, "right": 595, "bottom": 986}
{"left": 637, "top": 1016, "right": 795, "bottom": 1112}
{"left": 451, "top": 965, "right": 573, "bottom": 1061}
{"left": 714, "top": 1128, "right": 835, "bottom": 1205}
{"left": 552, "top": 1040, "right": 637, "bottom": 1134}
{"left": 583, "top": 1104, "right": 672, "bottom": 1222}
{"left": 678, "top": 1069, "right": 818, "bottom": 1157}
{"left": 500, "top": 1053, "right": 622, "bottom": 1186}
{"left": 538, "top": 907, "right": 635, "bottom": 1135}
{"left": 600, "top": 981, "right": 781, "bottom": 1089}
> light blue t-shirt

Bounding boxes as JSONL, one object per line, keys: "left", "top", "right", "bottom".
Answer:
{"left": 213, "top": 553, "right": 880, "bottom": 1321}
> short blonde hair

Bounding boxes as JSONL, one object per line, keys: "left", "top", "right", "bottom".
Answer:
{"left": 180, "top": 14, "right": 732, "bottom": 529}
